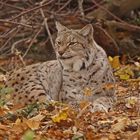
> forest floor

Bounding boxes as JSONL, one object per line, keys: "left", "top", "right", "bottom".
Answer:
{"left": 0, "top": 0, "right": 140, "bottom": 139}
{"left": 0, "top": 56, "right": 139, "bottom": 140}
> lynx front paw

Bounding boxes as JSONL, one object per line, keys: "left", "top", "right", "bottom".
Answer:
{"left": 90, "top": 97, "right": 114, "bottom": 112}
{"left": 91, "top": 102, "right": 111, "bottom": 112}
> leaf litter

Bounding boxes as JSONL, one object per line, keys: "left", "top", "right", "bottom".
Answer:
{"left": 0, "top": 57, "right": 139, "bottom": 140}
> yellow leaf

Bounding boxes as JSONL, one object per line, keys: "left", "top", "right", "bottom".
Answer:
{"left": 125, "top": 67, "right": 134, "bottom": 76}
{"left": 15, "top": 118, "right": 21, "bottom": 125}
{"left": 125, "top": 96, "right": 138, "bottom": 109}
{"left": 109, "top": 56, "right": 121, "bottom": 69}
{"left": 115, "top": 65, "right": 134, "bottom": 80}
{"left": 108, "top": 56, "right": 113, "bottom": 62}
{"left": 52, "top": 108, "right": 68, "bottom": 123}
{"left": 22, "top": 130, "right": 35, "bottom": 140}
{"left": 119, "top": 74, "right": 130, "bottom": 80}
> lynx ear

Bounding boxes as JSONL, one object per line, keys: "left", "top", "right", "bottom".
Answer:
{"left": 79, "top": 24, "right": 93, "bottom": 37}
{"left": 55, "top": 21, "right": 68, "bottom": 32}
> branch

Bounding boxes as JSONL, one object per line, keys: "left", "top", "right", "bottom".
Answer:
{"left": 10, "top": 0, "right": 55, "bottom": 21}
{"left": 23, "top": 26, "right": 43, "bottom": 58}
{"left": 40, "top": 0, "right": 55, "bottom": 50}
{"left": 0, "top": 19, "right": 34, "bottom": 29}
{"left": 0, "top": 1, "right": 24, "bottom": 11}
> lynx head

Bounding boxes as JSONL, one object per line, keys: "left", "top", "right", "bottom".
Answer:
{"left": 55, "top": 22, "right": 96, "bottom": 71}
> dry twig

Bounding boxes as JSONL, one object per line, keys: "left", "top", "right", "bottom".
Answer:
{"left": 40, "top": 0, "right": 55, "bottom": 50}
{"left": 23, "top": 26, "right": 43, "bottom": 58}
{"left": 10, "top": 0, "right": 55, "bottom": 21}
{"left": 78, "top": 0, "right": 85, "bottom": 18}
{"left": 0, "top": 19, "right": 33, "bottom": 29}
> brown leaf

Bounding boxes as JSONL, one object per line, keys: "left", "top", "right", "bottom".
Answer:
{"left": 24, "top": 114, "right": 44, "bottom": 130}
{"left": 125, "top": 96, "right": 138, "bottom": 109}
{"left": 111, "top": 117, "right": 130, "bottom": 132}
{"left": 129, "top": 129, "right": 140, "bottom": 140}
{"left": 24, "top": 119, "right": 40, "bottom": 130}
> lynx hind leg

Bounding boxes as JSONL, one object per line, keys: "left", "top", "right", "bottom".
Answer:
{"left": 27, "top": 90, "right": 52, "bottom": 104}
{"left": 11, "top": 88, "right": 52, "bottom": 106}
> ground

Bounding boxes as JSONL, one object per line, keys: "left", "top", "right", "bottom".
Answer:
{"left": 0, "top": 56, "right": 139, "bottom": 140}
{"left": 0, "top": 0, "right": 140, "bottom": 139}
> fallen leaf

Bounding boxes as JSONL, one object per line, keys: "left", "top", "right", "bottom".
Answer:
{"left": 0, "top": 107, "right": 8, "bottom": 115}
{"left": 103, "top": 83, "right": 115, "bottom": 90}
{"left": 72, "top": 132, "right": 84, "bottom": 140}
{"left": 29, "top": 114, "right": 45, "bottom": 122}
{"left": 52, "top": 108, "right": 68, "bottom": 123}
{"left": 15, "top": 118, "right": 22, "bottom": 125}
{"left": 134, "top": 62, "right": 140, "bottom": 67}
{"left": 129, "top": 129, "right": 140, "bottom": 140}
{"left": 125, "top": 96, "right": 138, "bottom": 109}
{"left": 79, "top": 101, "right": 89, "bottom": 109}
{"left": 109, "top": 56, "right": 121, "bottom": 69}
{"left": 111, "top": 117, "right": 130, "bottom": 132}
{"left": 0, "top": 123, "right": 9, "bottom": 131}
{"left": 115, "top": 65, "right": 134, "bottom": 80}
{"left": 25, "top": 119, "right": 40, "bottom": 130}
{"left": 24, "top": 114, "right": 44, "bottom": 130}
{"left": 86, "top": 130, "right": 94, "bottom": 140}
{"left": 119, "top": 74, "right": 130, "bottom": 80}
{"left": 22, "top": 130, "right": 35, "bottom": 140}
{"left": 0, "top": 74, "right": 6, "bottom": 82}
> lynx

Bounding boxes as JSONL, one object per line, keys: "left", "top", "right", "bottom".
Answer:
{"left": 4, "top": 22, "right": 116, "bottom": 112}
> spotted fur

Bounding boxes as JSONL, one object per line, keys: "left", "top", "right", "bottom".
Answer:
{"left": 5, "top": 22, "right": 116, "bottom": 111}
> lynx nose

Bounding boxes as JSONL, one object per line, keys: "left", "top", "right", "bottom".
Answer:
{"left": 58, "top": 50, "right": 64, "bottom": 56}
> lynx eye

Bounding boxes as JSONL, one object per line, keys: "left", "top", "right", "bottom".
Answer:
{"left": 57, "top": 41, "right": 61, "bottom": 45}
{"left": 69, "top": 42, "right": 76, "bottom": 46}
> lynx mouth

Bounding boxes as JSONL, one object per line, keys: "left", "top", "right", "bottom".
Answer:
{"left": 59, "top": 55, "right": 74, "bottom": 59}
